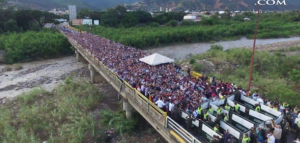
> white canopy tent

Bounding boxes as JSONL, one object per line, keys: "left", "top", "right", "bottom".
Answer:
{"left": 139, "top": 53, "right": 174, "bottom": 66}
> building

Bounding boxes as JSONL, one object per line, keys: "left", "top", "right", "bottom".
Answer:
{"left": 49, "top": 8, "right": 67, "bottom": 15}
{"left": 68, "top": 5, "right": 77, "bottom": 21}
{"left": 183, "top": 15, "right": 202, "bottom": 22}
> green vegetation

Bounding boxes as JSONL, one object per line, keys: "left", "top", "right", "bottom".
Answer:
{"left": 80, "top": 11, "right": 300, "bottom": 49}
{"left": 100, "top": 110, "right": 136, "bottom": 136}
{"left": 0, "top": 9, "right": 60, "bottom": 33}
{"left": 0, "top": 29, "right": 72, "bottom": 63}
{"left": 77, "top": 6, "right": 184, "bottom": 28}
{"left": 0, "top": 78, "right": 147, "bottom": 142}
{"left": 0, "top": 78, "right": 104, "bottom": 142}
{"left": 189, "top": 46, "right": 300, "bottom": 105}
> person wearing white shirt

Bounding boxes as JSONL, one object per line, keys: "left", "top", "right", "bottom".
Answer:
{"left": 141, "top": 84, "right": 145, "bottom": 92}
{"left": 155, "top": 98, "right": 165, "bottom": 109}
{"left": 257, "top": 97, "right": 264, "bottom": 105}
{"left": 270, "top": 120, "right": 282, "bottom": 143}
{"left": 202, "top": 96, "right": 207, "bottom": 102}
{"left": 267, "top": 132, "right": 275, "bottom": 143}
{"left": 169, "top": 101, "right": 175, "bottom": 112}
{"left": 294, "top": 137, "right": 300, "bottom": 143}
{"left": 193, "top": 110, "right": 198, "bottom": 118}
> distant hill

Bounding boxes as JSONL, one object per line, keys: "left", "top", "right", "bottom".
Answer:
{"left": 14, "top": 0, "right": 137, "bottom": 10}
{"left": 146, "top": 0, "right": 300, "bottom": 11}
{"left": 8, "top": 0, "right": 300, "bottom": 11}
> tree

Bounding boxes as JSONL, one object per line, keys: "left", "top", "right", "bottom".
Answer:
{"left": 77, "top": 9, "right": 92, "bottom": 19}
{"left": 131, "top": 11, "right": 153, "bottom": 24}
{"left": 121, "top": 14, "right": 139, "bottom": 28}
{"left": 114, "top": 5, "right": 127, "bottom": 19}
{"left": 222, "top": 9, "right": 231, "bottom": 20}
{"left": 101, "top": 8, "right": 119, "bottom": 27}
{"left": 4, "top": 19, "right": 19, "bottom": 32}
{"left": 166, "top": 20, "right": 177, "bottom": 27}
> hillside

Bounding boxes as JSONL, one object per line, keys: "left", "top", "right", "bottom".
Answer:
{"left": 15, "top": 0, "right": 137, "bottom": 10}
{"left": 147, "top": 0, "right": 300, "bottom": 11}
{"left": 10, "top": 0, "right": 300, "bottom": 11}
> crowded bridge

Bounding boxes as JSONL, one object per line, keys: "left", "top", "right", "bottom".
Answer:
{"left": 60, "top": 26, "right": 300, "bottom": 143}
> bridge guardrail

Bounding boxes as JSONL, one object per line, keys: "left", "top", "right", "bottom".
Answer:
{"left": 166, "top": 116, "right": 201, "bottom": 143}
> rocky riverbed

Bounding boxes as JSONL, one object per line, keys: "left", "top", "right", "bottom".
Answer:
{"left": 0, "top": 56, "right": 89, "bottom": 98}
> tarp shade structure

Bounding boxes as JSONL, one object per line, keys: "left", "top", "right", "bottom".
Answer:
{"left": 139, "top": 53, "right": 174, "bottom": 66}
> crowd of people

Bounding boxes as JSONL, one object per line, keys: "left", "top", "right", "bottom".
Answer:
{"left": 60, "top": 26, "right": 300, "bottom": 143}
{"left": 61, "top": 26, "right": 238, "bottom": 115}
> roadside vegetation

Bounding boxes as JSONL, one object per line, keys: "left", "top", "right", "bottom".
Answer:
{"left": 188, "top": 46, "right": 300, "bottom": 106}
{"left": 0, "top": 29, "right": 72, "bottom": 63}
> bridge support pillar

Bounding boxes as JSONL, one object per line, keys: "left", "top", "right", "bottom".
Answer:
{"left": 123, "top": 98, "right": 133, "bottom": 119}
{"left": 88, "top": 64, "right": 105, "bottom": 83}
{"left": 75, "top": 50, "right": 82, "bottom": 62}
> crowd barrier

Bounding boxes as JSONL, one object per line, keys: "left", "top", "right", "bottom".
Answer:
{"left": 227, "top": 98, "right": 247, "bottom": 114}
{"left": 231, "top": 114, "right": 255, "bottom": 133}
{"left": 201, "top": 122, "right": 221, "bottom": 142}
{"left": 166, "top": 117, "right": 201, "bottom": 143}
{"left": 210, "top": 103, "right": 229, "bottom": 116}
{"left": 190, "top": 71, "right": 202, "bottom": 79}
{"left": 219, "top": 120, "right": 241, "bottom": 140}
{"left": 239, "top": 95, "right": 259, "bottom": 109}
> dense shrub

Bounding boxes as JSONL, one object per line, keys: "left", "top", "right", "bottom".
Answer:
{"left": 165, "top": 20, "right": 177, "bottom": 27}
{"left": 210, "top": 45, "right": 223, "bottom": 51}
{"left": 1, "top": 29, "right": 72, "bottom": 63}
{"left": 189, "top": 58, "right": 196, "bottom": 64}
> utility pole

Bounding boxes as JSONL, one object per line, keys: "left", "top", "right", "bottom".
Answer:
{"left": 247, "top": 4, "right": 260, "bottom": 91}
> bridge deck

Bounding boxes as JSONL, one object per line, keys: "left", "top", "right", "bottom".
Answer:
{"left": 59, "top": 30, "right": 194, "bottom": 143}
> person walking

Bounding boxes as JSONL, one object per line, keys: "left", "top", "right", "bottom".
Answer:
{"left": 249, "top": 128, "right": 257, "bottom": 143}
{"left": 267, "top": 131, "right": 275, "bottom": 143}
{"left": 270, "top": 120, "right": 282, "bottom": 143}
{"left": 225, "top": 130, "right": 232, "bottom": 143}
{"left": 186, "top": 114, "right": 193, "bottom": 131}
{"left": 257, "top": 127, "right": 266, "bottom": 143}
{"left": 214, "top": 124, "right": 220, "bottom": 133}
{"left": 281, "top": 122, "right": 290, "bottom": 143}
{"left": 242, "top": 133, "right": 250, "bottom": 143}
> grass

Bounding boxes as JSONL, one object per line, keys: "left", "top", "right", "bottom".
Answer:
{"left": 289, "top": 46, "right": 300, "bottom": 52}
{"left": 0, "top": 77, "right": 105, "bottom": 143}
{"left": 189, "top": 46, "right": 300, "bottom": 106}
{"left": 0, "top": 77, "right": 147, "bottom": 143}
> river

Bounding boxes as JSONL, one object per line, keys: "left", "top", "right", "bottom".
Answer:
{"left": 145, "top": 37, "right": 300, "bottom": 60}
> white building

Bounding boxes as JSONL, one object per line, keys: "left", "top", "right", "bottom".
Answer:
{"left": 68, "top": 5, "right": 77, "bottom": 21}
{"left": 49, "top": 8, "right": 67, "bottom": 15}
